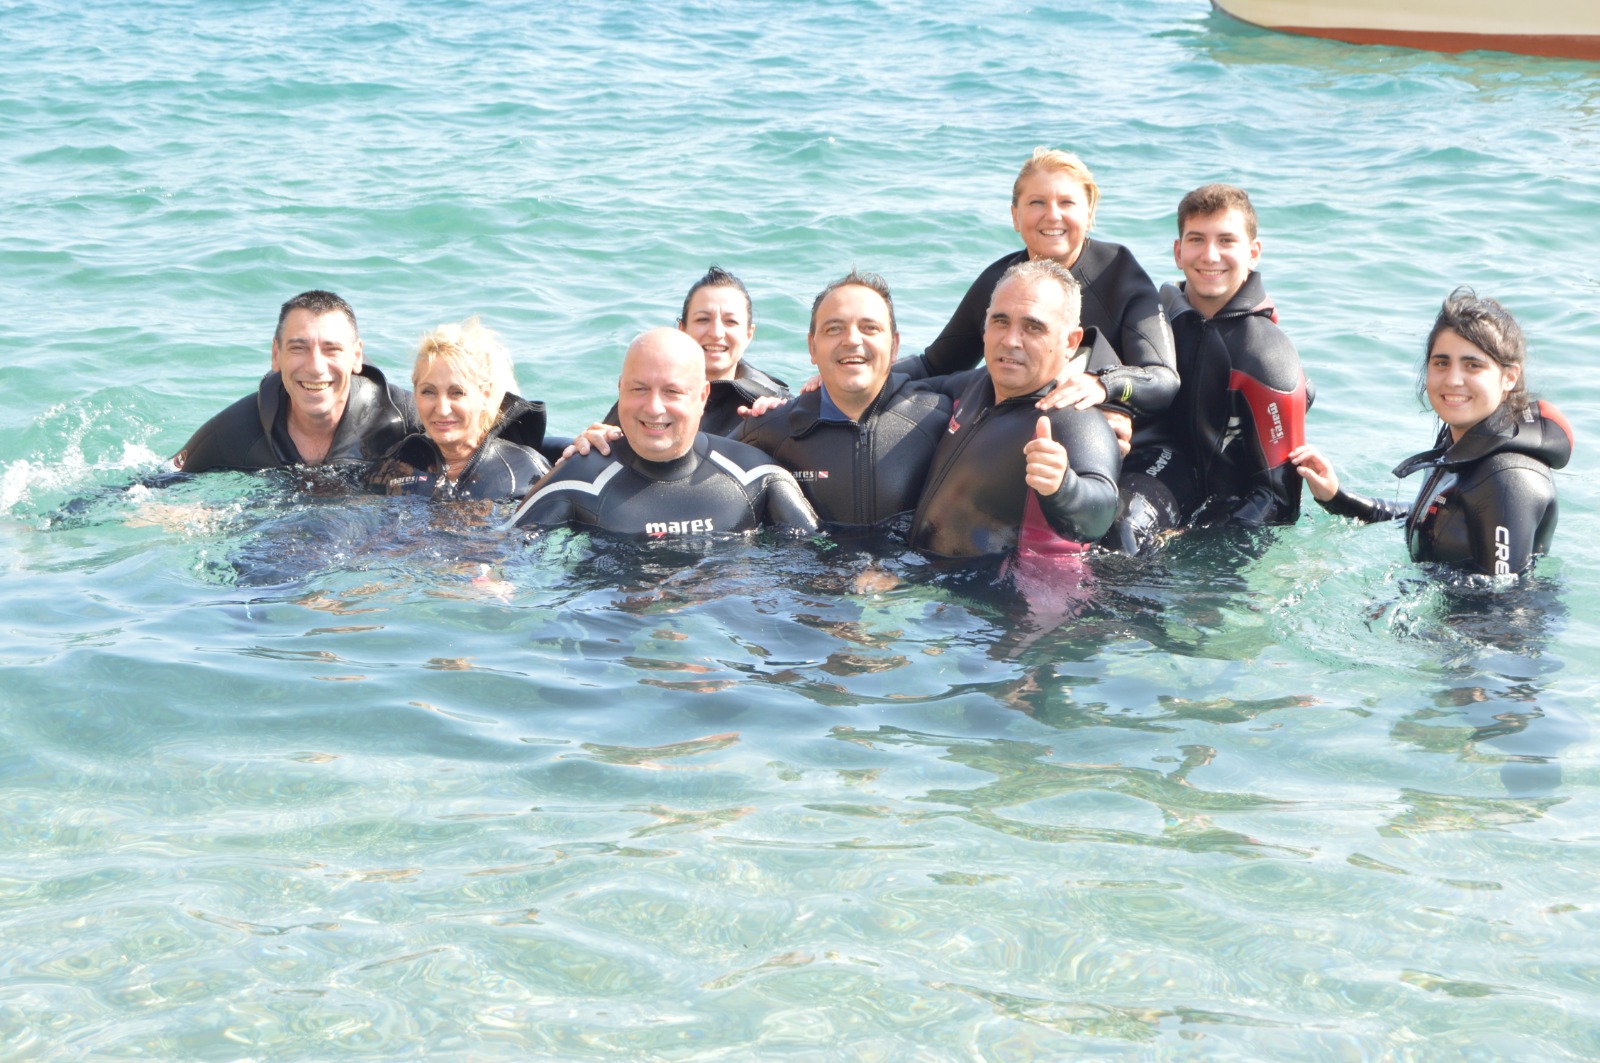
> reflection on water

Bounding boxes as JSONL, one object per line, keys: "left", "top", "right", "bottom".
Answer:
{"left": 1387, "top": 574, "right": 1586, "bottom": 801}
{"left": 4, "top": 467, "right": 1596, "bottom": 1058}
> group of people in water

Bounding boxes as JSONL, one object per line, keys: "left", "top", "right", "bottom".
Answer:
{"left": 171, "top": 148, "right": 1574, "bottom": 579}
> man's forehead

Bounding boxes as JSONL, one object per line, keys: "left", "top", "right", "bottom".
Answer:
{"left": 623, "top": 349, "right": 701, "bottom": 385}
{"left": 281, "top": 308, "right": 356, "bottom": 337}
{"left": 820, "top": 285, "right": 889, "bottom": 320}
{"left": 1181, "top": 208, "right": 1251, "bottom": 238}
{"left": 991, "top": 277, "right": 1062, "bottom": 315}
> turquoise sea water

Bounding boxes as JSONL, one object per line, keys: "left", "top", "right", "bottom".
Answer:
{"left": 4, "top": 0, "right": 1600, "bottom": 1057}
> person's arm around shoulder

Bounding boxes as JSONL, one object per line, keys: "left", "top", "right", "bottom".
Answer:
{"left": 1290, "top": 444, "right": 1408, "bottom": 523}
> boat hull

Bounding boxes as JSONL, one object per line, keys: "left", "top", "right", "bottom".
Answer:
{"left": 1211, "top": 0, "right": 1600, "bottom": 59}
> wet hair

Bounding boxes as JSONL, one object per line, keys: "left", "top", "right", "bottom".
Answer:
{"left": 1176, "top": 183, "right": 1258, "bottom": 240}
{"left": 1418, "top": 287, "right": 1531, "bottom": 416}
{"left": 1011, "top": 147, "right": 1100, "bottom": 222}
{"left": 412, "top": 317, "right": 519, "bottom": 439}
{"left": 808, "top": 269, "right": 898, "bottom": 336}
{"left": 995, "top": 258, "right": 1083, "bottom": 329}
{"left": 678, "top": 266, "right": 753, "bottom": 329}
{"left": 275, "top": 290, "right": 358, "bottom": 343}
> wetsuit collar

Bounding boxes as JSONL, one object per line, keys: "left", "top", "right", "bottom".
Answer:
{"left": 1392, "top": 401, "right": 1573, "bottom": 478}
{"left": 617, "top": 433, "right": 705, "bottom": 482}
{"left": 262, "top": 363, "right": 395, "bottom": 465}
{"left": 817, "top": 383, "right": 867, "bottom": 423}
{"left": 1162, "top": 273, "right": 1275, "bottom": 324}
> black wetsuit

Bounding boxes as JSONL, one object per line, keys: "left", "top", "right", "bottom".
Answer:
{"left": 1104, "top": 275, "right": 1310, "bottom": 552}
{"left": 1318, "top": 401, "right": 1572, "bottom": 576}
{"left": 176, "top": 365, "right": 420, "bottom": 475}
{"left": 368, "top": 394, "right": 552, "bottom": 502}
{"left": 910, "top": 368, "right": 1122, "bottom": 558}
{"left": 730, "top": 373, "right": 951, "bottom": 527}
{"left": 899, "top": 241, "right": 1179, "bottom": 427}
{"left": 508, "top": 432, "right": 819, "bottom": 536}
{"left": 602, "top": 359, "right": 790, "bottom": 438}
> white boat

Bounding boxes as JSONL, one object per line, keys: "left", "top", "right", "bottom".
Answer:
{"left": 1210, "top": 0, "right": 1600, "bottom": 60}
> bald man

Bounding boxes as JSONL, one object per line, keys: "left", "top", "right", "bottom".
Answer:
{"left": 508, "top": 328, "right": 817, "bottom": 535}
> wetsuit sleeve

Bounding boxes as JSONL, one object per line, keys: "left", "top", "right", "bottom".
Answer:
{"left": 1038, "top": 410, "right": 1121, "bottom": 542}
{"left": 1458, "top": 463, "right": 1557, "bottom": 576}
{"left": 173, "top": 394, "right": 276, "bottom": 473}
{"left": 904, "top": 254, "right": 1017, "bottom": 379}
{"left": 1317, "top": 488, "right": 1409, "bottom": 524}
{"left": 762, "top": 472, "right": 821, "bottom": 533}
{"left": 1088, "top": 251, "right": 1179, "bottom": 419}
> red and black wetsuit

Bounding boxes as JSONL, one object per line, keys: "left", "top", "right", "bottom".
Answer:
{"left": 368, "top": 394, "right": 551, "bottom": 502}
{"left": 507, "top": 432, "right": 818, "bottom": 537}
{"left": 1105, "top": 273, "right": 1310, "bottom": 552}
{"left": 176, "top": 364, "right": 421, "bottom": 475}
{"left": 1318, "top": 401, "right": 1572, "bottom": 576}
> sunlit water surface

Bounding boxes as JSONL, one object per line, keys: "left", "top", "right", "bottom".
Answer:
{"left": 4, "top": 0, "right": 1600, "bottom": 1058}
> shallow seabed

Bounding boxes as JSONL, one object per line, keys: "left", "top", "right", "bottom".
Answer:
{"left": 3, "top": 1, "right": 1600, "bottom": 1059}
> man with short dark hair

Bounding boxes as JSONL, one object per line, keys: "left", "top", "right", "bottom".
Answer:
{"left": 732, "top": 270, "right": 950, "bottom": 527}
{"left": 175, "top": 290, "right": 418, "bottom": 475}
{"left": 1102, "top": 184, "right": 1309, "bottom": 553}
{"left": 911, "top": 260, "right": 1121, "bottom": 557}
{"left": 508, "top": 328, "right": 817, "bottom": 536}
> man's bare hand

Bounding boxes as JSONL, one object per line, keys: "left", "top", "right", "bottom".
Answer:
{"left": 1023, "top": 416, "right": 1069, "bottom": 496}
{"left": 739, "top": 395, "right": 791, "bottom": 418}
{"left": 562, "top": 422, "right": 623, "bottom": 460}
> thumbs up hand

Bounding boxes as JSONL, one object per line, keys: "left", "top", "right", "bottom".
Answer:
{"left": 1023, "top": 415, "right": 1069, "bottom": 496}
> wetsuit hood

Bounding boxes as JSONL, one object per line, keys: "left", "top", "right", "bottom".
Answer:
{"left": 491, "top": 392, "right": 547, "bottom": 451}
{"left": 1393, "top": 400, "right": 1574, "bottom": 479}
{"left": 1160, "top": 273, "right": 1277, "bottom": 326}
